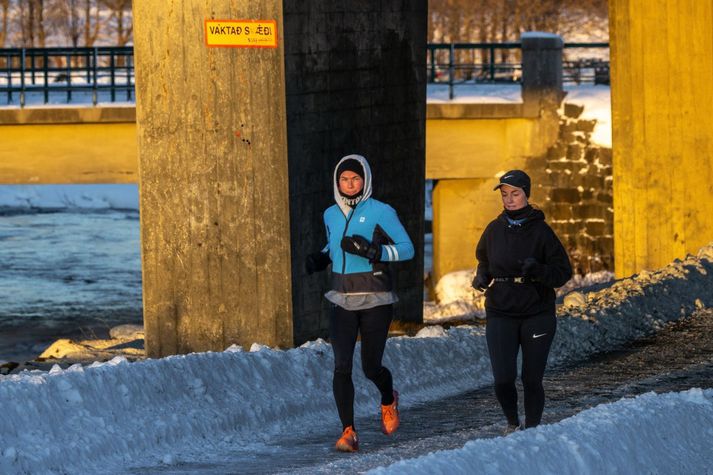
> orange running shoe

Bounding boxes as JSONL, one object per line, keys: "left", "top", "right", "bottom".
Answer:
{"left": 335, "top": 426, "right": 359, "bottom": 452}
{"left": 381, "top": 390, "right": 400, "bottom": 435}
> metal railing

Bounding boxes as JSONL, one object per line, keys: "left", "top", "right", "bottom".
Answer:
{"left": 427, "top": 41, "right": 610, "bottom": 97}
{"left": 0, "top": 42, "right": 609, "bottom": 107}
{"left": 0, "top": 46, "right": 134, "bottom": 107}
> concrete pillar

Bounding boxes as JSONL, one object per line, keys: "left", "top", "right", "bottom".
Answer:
{"left": 521, "top": 32, "right": 564, "bottom": 115}
{"left": 134, "top": 1, "right": 426, "bottom": 356}
{"left": 609, "top": 0, "right": 713, "bottom": 277}
{"left": 133, "top": 1, "right": 292, "bottom": 356}
{"left": 285, "top": 1, "right": 427, "bottom": 340}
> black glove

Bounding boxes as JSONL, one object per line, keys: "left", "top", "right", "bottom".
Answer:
{"left": 340, "top": 235, "right": 380, "bottom": 262}
{"left": 472, "top": 273, "right": 491, "bottom": 291}
{"left": 305, "top": 251, "right": 331, "bottom": 275}
{"left": 522, "top": 257, "right": 546, "bottom": 279}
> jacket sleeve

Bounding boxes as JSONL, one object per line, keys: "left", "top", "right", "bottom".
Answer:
{"left": 539, "top": 226, "right": 573, "bottom": 288}
{"left": 321, "top": 213, "right": 331, "bottom": 256}
{"left": 475, "top": 226, "right": 491, "bottom": 282}
{"left": 376, "top": 205, "right": 415, "bottom": 262}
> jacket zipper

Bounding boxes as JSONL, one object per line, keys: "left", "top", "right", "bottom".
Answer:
{"left": 341, "top": 208, "right": 356, "bottom": 274}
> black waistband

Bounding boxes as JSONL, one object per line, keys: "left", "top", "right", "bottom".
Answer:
{"left": 492, "top": 276, "right": 535, "bottom": 284}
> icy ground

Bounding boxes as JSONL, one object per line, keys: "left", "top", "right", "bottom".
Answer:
{"left": 2, "top": 244, "right": 713, "bottom": 474}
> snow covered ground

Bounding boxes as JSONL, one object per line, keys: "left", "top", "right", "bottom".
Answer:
{"left": 1, "top": 244, "right": 713, "bottom": 474}
{"left": 371, "top": 388, "right": 713, "bottom": 474}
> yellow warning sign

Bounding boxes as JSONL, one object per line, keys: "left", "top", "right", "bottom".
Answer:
{"left": 204, "top": 19, "right": 278, "bottom": 48}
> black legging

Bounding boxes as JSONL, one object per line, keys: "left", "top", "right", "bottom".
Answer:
{"left": 330, "top": 303, "right": 395, "bottom": 430}
{"left": 486, "top": 311, "right": 556, "bottom": 428}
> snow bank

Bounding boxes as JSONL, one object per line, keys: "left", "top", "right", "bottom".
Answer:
{"left": 425, "top": 270, "right": 614, "bottom": 324}
{"left": 2, "top": 243, "right": 713, "bottom": 474}
{"left": 369, "top": 388, "right": 713, "bottom": 474}
{"left": 563, "top": 85, "right": 611, "bottom": 147}
{"left": 0, "top": 329, "right": 493, "bottom": 474}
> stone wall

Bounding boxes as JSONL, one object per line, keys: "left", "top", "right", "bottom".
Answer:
{"left": 283, "top": 1, "right": 427, "bottom": 344}
{"left": 529, "top": 103, "right": 614, "bottom": 275}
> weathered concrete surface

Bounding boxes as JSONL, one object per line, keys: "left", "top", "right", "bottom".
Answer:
{"left": 133, "top": 0, "right": 293, "bottom": 356}
{"left": 0, "top": 106, "right": 135, "bottom": 125}
{"left": 132, "top": 0, "right": 426, "bottom": 355}
{"left": 0, "top": 117, "right": 137, "bottom": 184}
{"left": 284, "top": 0, "right": 427, "bottom": 341}
{"left": 610, "top": 0, "right": 713, "bottom": 277}
{"left": 426, "top": 117, "right": 556, "bottom": 180}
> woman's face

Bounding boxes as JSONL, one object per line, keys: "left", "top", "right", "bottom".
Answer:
{"left": 500, "top": 184, "right": 528, "bottom": 210}
{"left": 338, "top": 171, "right": 364, "bottom": 197}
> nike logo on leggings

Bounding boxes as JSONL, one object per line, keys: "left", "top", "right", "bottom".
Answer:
{"left": 532, "top": 333, "right": 547, "bottom": 339}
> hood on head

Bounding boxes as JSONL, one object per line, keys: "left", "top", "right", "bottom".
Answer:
{"left": 333, "top": 154, "right": 373, "bottom": 215}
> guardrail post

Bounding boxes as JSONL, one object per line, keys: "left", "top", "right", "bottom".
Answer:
{"left": 30, "top": 51, "right": 36, "bottom": 85}
{"left": 126, "top": 52, "right": 132, "bottom": 101}
{"left": 20, "top": 48, "right": 25, "bottom": 107}
{"left": 66, "top": 52, "right": 72, "bottom": 103}
{"left": 92, "top": 47, "right": 98, "bottom": 105}
{"left": 520, "top": 32, "right": 564, "bottom": 115}
{"left": 429, "top": 47, "right": 435, "bottom": 82}
{"left": 489, "top": 45, "right": 495, "bottom": 81}
{"left": 448, "top": 43, "right": 454, "bottom": 100}
{"left": 43, "top": 50, "right": 49, "bottom": 104}
{"left": 5, "top": 53, "right": 10, "bottom": 104}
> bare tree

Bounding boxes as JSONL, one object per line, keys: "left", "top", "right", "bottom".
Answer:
{"left": 53, "top": 0, "right": 83, "bottom": 47}
{"left": 101, "top": 0, "right": 132, "bottom": 45}
{"left": 35, "top": 0, "right": 48, "bottom": 47}
{"left": 0, "top": 0, "right": 9, "bottom": 47}
{"left": 83, "top": 0, "right": 102, "bottom": 46}
{"left": 12, "top": 0, "right": 52, "bottom": 47}
{"left": 428, "top": 0, "right": 609, "bottom": 44}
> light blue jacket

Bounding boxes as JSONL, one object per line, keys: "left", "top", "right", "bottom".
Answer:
{"left": 322, "top": 155, "right": 414, "bottom": 293}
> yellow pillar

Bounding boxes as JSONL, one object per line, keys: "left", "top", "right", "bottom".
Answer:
{"left": 133, "top": 1, "right": 293, "bottom": 356}
{"left": 610, "top": 0, "right": 713, "bottom": 277}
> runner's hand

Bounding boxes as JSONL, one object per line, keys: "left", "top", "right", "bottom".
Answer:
{"left": 472, "top": 273, "right": 491, "bottom": 291}
{"left": 522, "top": 258, "right": 545, "bottom": 279}
{"left": 340, "top": 235, "right": 380, "bottom": 261}
{"left": 306, "top": 251, "right": 331, "bottom": 274}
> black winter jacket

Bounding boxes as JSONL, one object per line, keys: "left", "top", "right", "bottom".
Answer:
{"left": 475, "top": 207, "right": 572, "bottom": 318}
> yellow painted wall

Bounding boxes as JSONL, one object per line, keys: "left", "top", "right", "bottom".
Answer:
{"left": 432, "top": 179, "right": 504, "bottom": 283}
{"left": 0, "top": 106, "right": 561, "bottom": 286}
{"left": 610, "top": 0, "right": 713, "bottom": 277}
{"left": 427, "top": 106, "right": 560, "bottom": 282}
{"left": 426, "top": 115, "right": 557, "bottom": 179}
{"left": 0, "top": 122, "right": 138, "bottom": 184}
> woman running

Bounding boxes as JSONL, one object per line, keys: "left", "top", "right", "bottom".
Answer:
{"left": 473, "top": 169, "right": 572, "bottom": 432}
{"left": 306, "top": 154, "right": 414, "bottom": 452}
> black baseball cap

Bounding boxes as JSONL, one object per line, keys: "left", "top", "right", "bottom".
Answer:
{"left": 493, "top": 169, "right": 531, "bottom": 197}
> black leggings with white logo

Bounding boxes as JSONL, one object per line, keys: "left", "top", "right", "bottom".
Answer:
{"left": 486, "top": 311, "right": 556, "bottom": 428}
{"left": 330, "top": 304, "right": 395, "bottom": 430}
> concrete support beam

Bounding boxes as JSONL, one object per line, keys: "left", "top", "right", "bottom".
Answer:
{"left": 610, "top": 0, "right": 713, "bottom": 277}
{"left": 521, "top": 32, "right": 564, "bottom": 115}
{"left": 133, "top": 1, "right": 293, "bottom": 356}
{"left": 0, "top": 107, "right": 137, "bottom": 184}
{"left": 284, "top": 1, "right": 427, "bottom": 340}
{"left": 134, "top": 1, "right": 426, "bottom": 355}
